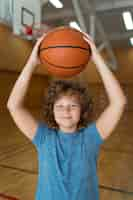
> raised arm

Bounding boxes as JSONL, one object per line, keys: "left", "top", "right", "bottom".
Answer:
{"left": 83, "top": 34, "right": 127, "bottom": 140}
{"left": 7, "top": 36, "right": 45, "bottom": 140}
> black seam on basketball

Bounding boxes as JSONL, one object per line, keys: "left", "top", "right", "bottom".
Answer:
{"left": 39, "top": 45, "right": 90, "bottom": 53}
{"left": 40, "top": 57, "right": 85, "bottom": 69}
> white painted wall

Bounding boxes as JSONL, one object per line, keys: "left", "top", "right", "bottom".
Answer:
{"left": 0, "top": 0, "right": 13, "bottom": 25}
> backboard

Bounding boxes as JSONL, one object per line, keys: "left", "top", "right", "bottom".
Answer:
{"left": 12, "top": 0, "right": 41, "bottom": 37}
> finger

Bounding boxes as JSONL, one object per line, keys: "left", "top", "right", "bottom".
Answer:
{"left": 82, "top": 32, "right": 93, "bottom": 42}
{"left": 83, "top": 37, "right": 92, "bottom": 46}
{"left": 36, "top": 32, "right": 47, "bottom": 43}
{"left": 34, "top": 36, "right": 45, "bottom": 50}
{"left": 36, "top": 35, "right": 44, "bottom": 43}
{"left": 84, "top": 35, "right": 93, "bottom": 43}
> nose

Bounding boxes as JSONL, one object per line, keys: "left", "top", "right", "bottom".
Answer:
{"left": 63, "top": 106, "right": 71, "bottom": 112}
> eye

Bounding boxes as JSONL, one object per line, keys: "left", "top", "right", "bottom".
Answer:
{"left": 55, "top": 105, "right": 63, "bottom": 109}
{"left": 71, "top": 104, "right": 80, "bottom": 108}
{"left": 71, "top": 104, "right": 78, "bottom": 107}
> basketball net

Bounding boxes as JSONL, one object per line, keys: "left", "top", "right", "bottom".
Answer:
{"left": 20, "top": 25, "right": 33, "bottom": 40}
{"left": 20, "top": 23, "right": 52, "bottom": 40}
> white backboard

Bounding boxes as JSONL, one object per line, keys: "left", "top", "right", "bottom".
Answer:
{"left": 12, "top": 0, "right": 41, "bottom": 35}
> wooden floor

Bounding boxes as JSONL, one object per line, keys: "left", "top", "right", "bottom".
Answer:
{"left": 0, "top": 109, "right": 133, "bottom": 200}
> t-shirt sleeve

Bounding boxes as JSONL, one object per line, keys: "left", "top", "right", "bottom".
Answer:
{"left": 32, "top": 122, "right": 49, "bottom": 149}
{"left": 84, "top": 122, "right": 104, "bottom": 155}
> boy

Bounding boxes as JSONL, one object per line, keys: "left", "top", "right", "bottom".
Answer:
{"left": 7, "top": 32, "right": 127, "bottom": 200}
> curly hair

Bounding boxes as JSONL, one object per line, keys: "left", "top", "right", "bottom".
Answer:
{"left": 42, "top": 79, "right": 94, "bottom": 130}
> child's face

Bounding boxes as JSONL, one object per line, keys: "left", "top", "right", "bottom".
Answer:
{"left": 53, "top": 95, "right": 81, "bottom": 133}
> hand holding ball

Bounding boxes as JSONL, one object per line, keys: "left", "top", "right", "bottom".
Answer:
{"left": 38, "top": 27, "right": 91, "bottom": 78}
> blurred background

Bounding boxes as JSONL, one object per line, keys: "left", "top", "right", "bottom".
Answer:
{"left": 0, "top": 0, "right": 133, "bottom": 199}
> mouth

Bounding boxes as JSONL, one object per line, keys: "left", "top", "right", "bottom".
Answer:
{"left": 63, "top": 117, "right": 72, "bottom": 119}
{"left": 63, "top": 117, "right": 71, "bottom": 118}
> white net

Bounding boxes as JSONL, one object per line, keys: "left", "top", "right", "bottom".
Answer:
{"left": 32, "top": 23, "right": 51, "bottom": 39}
{"left": 20, "top": 23, "right": 52, "bottom": 40}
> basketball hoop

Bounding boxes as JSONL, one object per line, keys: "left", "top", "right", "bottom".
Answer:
{"left": 32, "top": 23, "right": 52, "bottom": 39}
{"left": 25, "top": 25, "right": 33, "bottom": 35}
{"left": 20, "top": 23, "right": 52, "bottom": 40}
{"left": 20, "top": 25, "right": 33, "bottom": 40}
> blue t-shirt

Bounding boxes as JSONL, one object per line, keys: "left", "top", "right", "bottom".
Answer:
{"left": 32, "top": 122, "right": 104, "bottom": 200}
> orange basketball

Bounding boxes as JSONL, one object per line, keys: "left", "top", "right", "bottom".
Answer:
{"left": 38, "top": 26, "right": 91, "bottom": 78}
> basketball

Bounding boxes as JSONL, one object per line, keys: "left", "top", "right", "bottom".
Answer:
{"left": 38, "top": 26, "right": 91, "bottom": 78}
